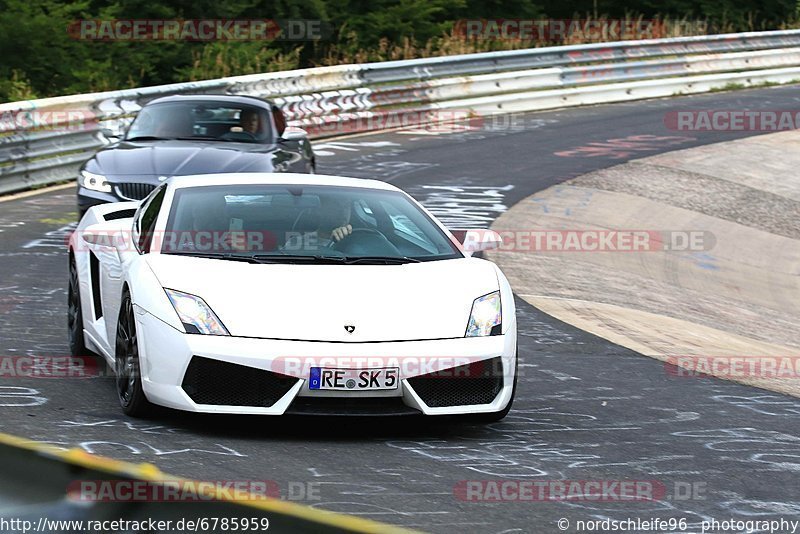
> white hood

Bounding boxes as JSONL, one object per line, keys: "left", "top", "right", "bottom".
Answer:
{"left": 145, "top": 255, "right": 500, "bottom": 342}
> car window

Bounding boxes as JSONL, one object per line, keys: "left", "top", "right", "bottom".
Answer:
{"left": 126, "top": 102, "right": 274, "bottom": 144}
{"left": 352, "top": 199, "right": 377, "bottom": 227}
{"left": 380, "top": 200, "right": 429, "bottom": 241}
{"left": 161, "top": 185, "right": 461, "bottom": 261}
{"left": 138, "top": 187, "right": 166, "bottom": 252}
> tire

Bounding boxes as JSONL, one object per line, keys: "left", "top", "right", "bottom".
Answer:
{"left": 67, "top": 255, "right": 88, "bottom": 358}
{"left": 115, "top": 292, "right": 154, "bottom": 417}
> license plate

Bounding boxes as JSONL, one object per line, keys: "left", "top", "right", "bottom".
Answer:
{"left": 308, "top": 367, "right": 399, "bottom": 391}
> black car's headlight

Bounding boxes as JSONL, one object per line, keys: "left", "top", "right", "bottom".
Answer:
{"left": 465, "top": 291, "right": 502, "bottom": 337}
{"left": 165, "top": 289, "right": 229, "bottom": 335}
{"left": 81, "top": 170, "right": 111, "bottom": 193}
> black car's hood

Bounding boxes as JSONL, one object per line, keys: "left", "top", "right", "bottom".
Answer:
{"left": 88, "top": 140, "right": 287, "bottom": 182}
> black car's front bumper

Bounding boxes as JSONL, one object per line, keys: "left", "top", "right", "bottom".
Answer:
{"left": 77, "top": 185, "right": 118, "bottom": 215}
{"left": 77, "top": 182, "right": 157, "bottom": 216}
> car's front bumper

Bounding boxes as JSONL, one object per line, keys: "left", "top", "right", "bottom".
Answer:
{"left": 77, "top": 185, "right": 118, "bottom": 213}
{"left": 135, "top": 309, "right": 517, "bottom": 416}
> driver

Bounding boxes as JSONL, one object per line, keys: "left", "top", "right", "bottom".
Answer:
{"left": 239, "top": 109, "right": 262, "bottom": 135}
{"left": 317, "top": 197, "right": 352, "bottom": 245}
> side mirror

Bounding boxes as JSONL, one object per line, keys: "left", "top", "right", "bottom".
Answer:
{"left": 100, "top": 128, "right": 120, "bottom": 141}
{"left": 279, "top": 127, "right": 308, "bottom": 142}
{"left": 459, "top": 229, "right": 504, "bottom": 254}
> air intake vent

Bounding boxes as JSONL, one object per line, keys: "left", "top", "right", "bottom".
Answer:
{"left": 407, "top": 357, "right": 504, "bottom": 408}
{"left": 103, "top": 208, "right": 137, "bottom": 221}
{"left": 89, "top": 251, "right": 102, "bottom": 320}
{"left": 181, "top": 356, "right": 298, "bottom": 407}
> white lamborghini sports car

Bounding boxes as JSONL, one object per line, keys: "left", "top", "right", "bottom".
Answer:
{"left": 67, "top": 173, "right": 517, "bottom": 419}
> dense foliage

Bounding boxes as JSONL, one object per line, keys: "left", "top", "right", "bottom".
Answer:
{"left": 1, "top": 0, "right": 796, "bottom": 102}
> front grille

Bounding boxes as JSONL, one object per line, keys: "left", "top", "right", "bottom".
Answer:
{"left": 287, "top": 397, "right": 421, "bottom": 416}
{"left": 116, "top": 182, "right": 156, "bottom": 201}
{"left": 407, "top": 357, "right": 504, "bottom": 408}
{"left": 182, "top": 356, "right": 298, "bottom": 407}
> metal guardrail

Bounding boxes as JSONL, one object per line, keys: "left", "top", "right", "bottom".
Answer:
{"left": 2, "top": 29, "right": 800, "bottom": 195}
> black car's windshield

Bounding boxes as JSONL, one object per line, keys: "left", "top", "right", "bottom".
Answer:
{"left": 160, "top": 185, "right": 462, "bottom": 262}
{"left": 126, "top": 102, "right": 274, "bottom": 144}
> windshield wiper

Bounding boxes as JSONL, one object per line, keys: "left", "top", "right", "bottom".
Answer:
{"left": 125, "top": 135, "right": 173, "bottom": 141}
{"left": 253, "top": 254, "right": 346, "bottom": 264}
{"left": 167, "top": 252, "right": 421, "bottom": 265}
{"left": 173, "top": 135, "right": 231, "bottom": 141}
{"left": 343, "top": 256, "right": 421, "bottom": 265}
{"left": 163, "top": 252, "right": 261, "bottom": 263}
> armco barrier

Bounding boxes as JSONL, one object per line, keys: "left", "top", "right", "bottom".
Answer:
{"left": 0, "top": 432, "right": 419, "bottom": 534}
{"left": 3, "top": 29, "right": 800, "bottom": 194}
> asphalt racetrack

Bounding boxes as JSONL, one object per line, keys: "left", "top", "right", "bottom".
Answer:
{"left": 2, "top": 86, "right": 800, "bottom": 532}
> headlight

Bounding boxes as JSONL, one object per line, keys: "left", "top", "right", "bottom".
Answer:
{"left": 81, "top": 170, "right": 111, "bottom": 193}
{"left": 465, "top": 291, "right": 502, "bottom": 337}
{"left": 164, "top": 289, "right": 229, "bottom": 335}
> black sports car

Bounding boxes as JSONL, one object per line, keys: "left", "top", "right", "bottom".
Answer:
{"left": 77, "top": 94, "right": 316, "bottom": 217}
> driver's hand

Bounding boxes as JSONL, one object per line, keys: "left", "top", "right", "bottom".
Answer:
{"left": 331, "top": 224, "right": 352, "bottom": 242}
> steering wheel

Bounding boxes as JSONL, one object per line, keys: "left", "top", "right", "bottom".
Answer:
{"left": 220, "top": 130, "right": 257, "bottom": 142}
{"left": 330, "top": 228, "right": 400, "bottom": 255}
{"left": 326, "top": 227, "right": 378, "bottom": 247}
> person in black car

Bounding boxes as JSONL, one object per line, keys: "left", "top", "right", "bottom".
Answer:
{"left": 239, "top": 108, "right": 263, "bottom": 136}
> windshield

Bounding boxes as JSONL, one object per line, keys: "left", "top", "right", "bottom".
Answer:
{"left": 160, "top": 185, "right": 462, "bottom": 262}
{"left": 126, "top": 102, "right": 274, "bottom": 144}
